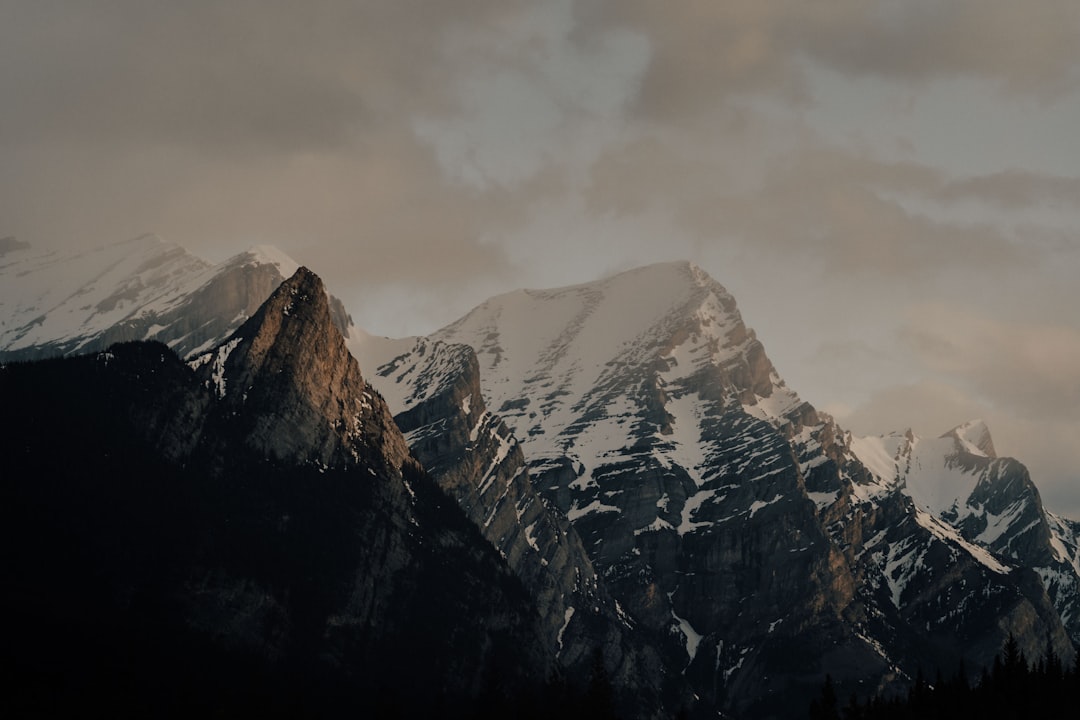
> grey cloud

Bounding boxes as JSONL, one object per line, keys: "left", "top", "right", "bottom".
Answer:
{"left": 940, "top": 170, "right": 1080, "bottom": 210}
{"left": 0, "top": 0, "right": 536, "bottom": 293}
{"left": 587, "top": 137, "right": 1024, "bottom": 277}
{"left": 587, "top": 0, "right": 1080, "bottom": 125}
{"left": 900, "top": 305, "right": 1080, "bottom": 422}
{"left": 803, "top": 1, "right": 1080, "bottom": 98}
{"left": 838, "top": 379, "right": 989, "bottom": 438}
{"left": 0, "top": 0, "right": 513, "bottom": 155}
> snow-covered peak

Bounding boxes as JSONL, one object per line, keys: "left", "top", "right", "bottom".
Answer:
{"left": 230, "top": 245, "right": 301, "bottom": 278}
{"left": 942, "top": 419, "right": 997, "bottom": 458}
{"left": 0, "top": 235, "right": 211, "bottom": 355}
{"left": 431, "top": 261, "right": 810, "bottom": 508}
{"left": 433, "top": 261, "right": 744, "bottom": 413}
{"left": 0, "top": 236, "right": 311, "bottom": 361}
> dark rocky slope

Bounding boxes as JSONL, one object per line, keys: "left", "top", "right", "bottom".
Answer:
{"left": 366, "top": 336, "right": 687, "bottom": 718}
{"left": 1, "top": 269, "right": 557, "bottom": 718}
{"left": 428, "top": 261, "right": 1073, "bottom": 717}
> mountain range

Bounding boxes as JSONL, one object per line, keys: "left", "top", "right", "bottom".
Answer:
{"left": 2, "top": 238, "right": 1077, "bottom": 718}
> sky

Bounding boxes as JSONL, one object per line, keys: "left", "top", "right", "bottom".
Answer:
{"left": 2, "top": 1, "right": 1079, "bottom": 515}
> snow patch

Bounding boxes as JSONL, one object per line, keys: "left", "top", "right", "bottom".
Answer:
{"left": 556, "top": 606, "right": 576, "bottom": 653}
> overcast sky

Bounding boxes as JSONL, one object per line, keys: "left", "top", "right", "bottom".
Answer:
{"left": 3, "top": 1, "right": 1079, "bottom": 515}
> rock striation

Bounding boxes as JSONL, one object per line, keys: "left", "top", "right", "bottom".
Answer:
{"left": 357, "top": 334, "right": 686, "bottom": 717}
{"left": 427, "top": 261, "right": 1073, "bottom": 717}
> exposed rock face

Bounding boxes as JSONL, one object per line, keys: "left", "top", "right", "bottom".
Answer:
{"left": 426, "top": 261, "right": 1073, "bottom": 717}
{"left": 1, "top": 268, "right": 556, "bottom": 716}
{"left": 189, "top": 268, "right": 407, "bottom": 470}
{"left": 356, "top": 334, "right": 685, "bottom": 718}
{"left": 847, "top": 422, "right": 1080, "bottom": 654}
{"left": 0, "top": 236, "right": 351, "bottom": 362}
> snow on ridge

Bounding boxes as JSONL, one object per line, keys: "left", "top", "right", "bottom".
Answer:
{"left": 849, "top": 434, "right": 909, "bottom": 483}
{"left": 236, "top": 245, "right": 300, "bottom": 279}
{"left": 432, "top": 260, "right": 753, "bottom": 478}
{"left": 0, "top": 236, "right": 212, "bottom": 352}
{"left": 944, "top": 418, "right": 995, "bottom": 458}
{"left": 914, "top": 508, "right": 1011, "bottom": 575}
{"left": 351, "top": 334, "right": 474, "bottom": 415}
{"left": 0, "top": 237, "right": 311, "bottom": 359}
{"left": 188, "top": 337, "right": 243, "bottom": 399}
{"left": 1047, "top": 512, "right": 1080, "bottom": 576}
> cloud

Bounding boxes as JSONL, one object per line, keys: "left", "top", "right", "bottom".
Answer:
{"left": 802, "top": 1, "right": 1080, "bottom": 98}
{"left": 411, "top": 1, "right": 650, "bottom": 191}
{"left": 591, "top": 0, "right": 1080, "bottom": 124}
{"left": 587, "top": 136, "right": 1027, "bottom": 279}
{"left": 837, "top": 379, "right": 988, "bottom": 438}
{"left": 901, "top": 304, "right": 1080, "bottom": 422}
{"left": 940, "top": 170, "right": 1080, "bottom": 210}
{"left": 0, "top": 1, "right": 525, "bottom": 154}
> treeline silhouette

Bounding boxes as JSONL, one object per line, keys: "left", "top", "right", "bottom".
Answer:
{"left": 810, "top": 635, "right": 1080, "bottom": 720}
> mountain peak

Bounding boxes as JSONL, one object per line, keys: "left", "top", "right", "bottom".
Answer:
{"left": 943, "top": 419, "right": 996, "bottom": 458}
{"left": 192, "top": 267, "right": 409, "bottom": 469}
{"left": 227, "top": 245, "right": 301, "bottom": 278}
{"left": 598, "top": 259, "right": 728, "bottom": 294}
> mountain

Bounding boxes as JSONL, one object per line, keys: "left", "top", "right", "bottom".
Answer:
{"left": 423, "top": 261, "right": 1074, "bottom": 717}
{"left": 3, "top": 238, "right": 687, "bottom": 716}
{"left": 6, "top": 247, "right": 1076, "bottom": 718}
{"left": 1, "top": 268, "right": 562, "bottom": 717}
{"left": 849, "top": 420, "right": 1080, "bottom": 647}
{"left": 354, "top": 332, "right": 687, "bottom": 717}
{"left": 0, "top": 234, "right": 351, "bottom": 362}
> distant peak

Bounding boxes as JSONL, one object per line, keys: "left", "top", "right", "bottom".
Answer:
{"left": 942, "top": 419, "right": 996, "bottom": 458}
{"left": 245, "top": 245, "right": 301, "bottom": 274}
{"left": 220, "top": 245, "right": 301, "bottom": 277}
{"left": 583, "top": 260, "right": 730, "bottom": 299}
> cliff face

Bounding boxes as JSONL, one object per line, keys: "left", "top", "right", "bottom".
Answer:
{"left": 846, "top": 423, "right": 1080, "bottom": 656}
{"left": 189, "top": 267, "right": 408, "bottom": 471}
{"left": 425, "top": 261, "right": 1072, "bottom": 717}
{"left": 1, "top": 268, "right": 555, "bottom": 717}
{"left": 358, "top": 335, "right": 685, "bottom": 718}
